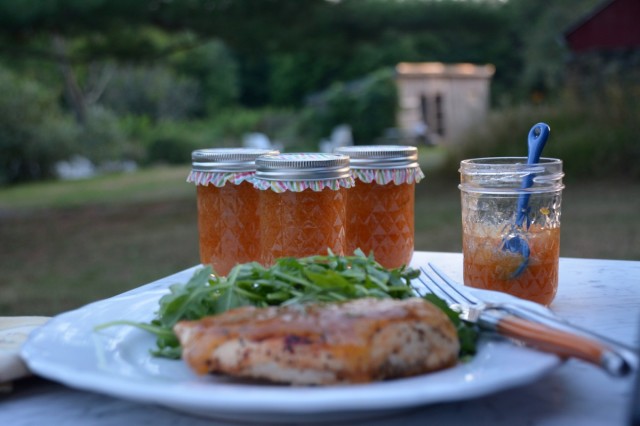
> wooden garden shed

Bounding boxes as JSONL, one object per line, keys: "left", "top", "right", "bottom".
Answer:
{"left": 395, "top": 62, "right": 495, "bottom": 146}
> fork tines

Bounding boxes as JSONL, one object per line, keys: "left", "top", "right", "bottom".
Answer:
{"left": 413, "top": 263, "right": 481, "bottom": 308}
{"left": 427, "top": 263, "right": 482, "bottom": 305}
{"left": 415, "top": 267, "right": 456, "bottom": 305}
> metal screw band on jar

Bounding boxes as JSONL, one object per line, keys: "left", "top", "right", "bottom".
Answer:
{"left": 189, "top": 148, "right": 280, "bottom": 187}
{"left": 255, "top": 153, "right": 351, "bottom": 181}
{"left": 334, "top": 145, "right": 424, "bottom": 186}
{"left": 191, "top": 148, "right": 279, "bottom": 173}
{"left": 334, "top": 145, "right": 419, "bottom": 169}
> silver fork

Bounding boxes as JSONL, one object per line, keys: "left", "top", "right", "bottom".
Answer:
{"left": 415, "top": 263, "right": 634, "bottom": 377}
{"left": 423, "top": 263, "right": 640, "bottom": 355}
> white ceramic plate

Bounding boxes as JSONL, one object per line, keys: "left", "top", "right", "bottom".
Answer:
{"left": 21, "top": 272, "right": 561, "bottom": 423}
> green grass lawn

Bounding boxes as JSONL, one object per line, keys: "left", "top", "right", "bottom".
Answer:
{"left": 0, "top": 161, "right": 638, "bottom": 316}
{"left": 0, "top": 165, "right": 193, "bottom": 211}
{"left": 0, "top": 166, "right": 199, "bottom": 316}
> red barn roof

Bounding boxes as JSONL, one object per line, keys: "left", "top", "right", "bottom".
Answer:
{"left": 563, "top": 0, "right": 640, "bottom": 53}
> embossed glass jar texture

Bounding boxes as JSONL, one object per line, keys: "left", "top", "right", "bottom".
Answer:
{"left": 334, "top": 146, "right": 424, "bottom": 269}
{"left": 189, "top": 148, "right": 278, "bottom": 276}
{"left": 459, "top": 157, "right": 564, "bottom": 305}
{"left": 254, "top": 153, "right": 353, "bottom": 266}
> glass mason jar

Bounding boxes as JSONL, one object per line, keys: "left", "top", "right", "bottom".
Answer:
{"left": 188, "top": 148, "right": 278, "bottom": 276}
{"left": 253, "top": 153, "right": 354, "bottom": 266}
{"left": 334, "top": 145, "right": 424, "bottom": 268}
{"left": 459, "top": 157, "right": 564, "bottom": 306}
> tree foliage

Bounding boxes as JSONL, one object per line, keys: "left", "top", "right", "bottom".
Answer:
{"left": 0, "top": 0, "right": 601, "bottom": 106}
{"left": 100, "top": 65, "right": 200, "bottom": 120}
{"left": 1, "top": 0, "right": 621, "bottom": 183}
{"left": 301, "top": 68, "right": 398, "bottom": 144}
{"left": 0, "top": 66, "right": 78, "bottom": 183}
{"left": 0, "top": 0, "right": 516, "bottom": 107}
{"left": 500, "top": 0, "right": 603, "bottom": 102}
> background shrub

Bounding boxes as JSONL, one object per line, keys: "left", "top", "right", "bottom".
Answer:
{"left": 300, "top": 68, "right": 398, "bottom": 144}
{"left": 141, "top": 107, "right": 308, "bottom": 164}
{"left": 100, "top": 65, "right": 201, "bottom": 120}
{"left": 171, "top": 40, "right": 240, "bottom": 116}
{"left": 143, "top": 120, "right": 217, "bottom": 165}
{"left": 78, "top": 106, "right": 141, "bottom": 165}
{"left": 445, "top": 83, "right": 640, "bottom": 181}
{"left": 0, "top": 67, "right": 79, "bottom": 184}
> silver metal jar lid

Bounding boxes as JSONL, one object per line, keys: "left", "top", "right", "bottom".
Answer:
{"left": 334, "top": 145, "right": 419, "bottom": 169}
{"left": 191, "top": 148, "right": 279, "bottom": 173}
{"left": 255, "top": 153, "right": 350, "bottom": 181}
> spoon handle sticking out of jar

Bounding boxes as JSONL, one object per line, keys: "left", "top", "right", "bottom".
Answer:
{"left": 502, "top": 123, "right": 550, "bottom": 278}
{"left": 516, "top": 123, "right": 550, "bottom": 226}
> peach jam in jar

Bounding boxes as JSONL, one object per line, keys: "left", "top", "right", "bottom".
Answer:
{"left": 459, "top": 157, "right": 564, "bottom": 305}
{"left": 334, "top": 145, "right": 424, "bottom": 268}
{"left": 253, "top": 153, "right": 354, "bottom": 266}
{"left": 188, "top": 148, "right": 278, "bottom": 276}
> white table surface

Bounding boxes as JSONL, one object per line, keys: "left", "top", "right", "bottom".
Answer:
{"left": 2, "top": 251, "right": 639, "bottom": 426}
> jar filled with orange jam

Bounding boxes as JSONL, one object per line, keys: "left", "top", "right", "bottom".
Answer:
{"left": 188, "top": 148, "right": 278, "bottom": 276}
{"left": 459, "top": 157, "right": 564, "bottom": 305}
{"left": 253, "top": 153, "right": 354, "bottom": 266}
{"left": 334, "top": 145, "right": 424, "bottom": 269}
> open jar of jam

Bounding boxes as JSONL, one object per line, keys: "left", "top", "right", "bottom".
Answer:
{"left": 253, "top": 153, "right": 354, "bottom": 266}
{"left": 334, "top": 145, "right": 424, "bottom": 268}
{"left": 459, "top": 157, "right": 564, "bottom": 306}
{"left": 188, "top": 148, "right": 278, "bottom": 276}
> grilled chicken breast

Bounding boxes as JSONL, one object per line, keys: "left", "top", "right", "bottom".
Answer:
{"left": 174, "top": 297, "right": 459, "bottom": 385}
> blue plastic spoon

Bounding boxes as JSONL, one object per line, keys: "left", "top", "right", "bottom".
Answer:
{"left": 501, "top": 122, "right": 551, "bottom": 278}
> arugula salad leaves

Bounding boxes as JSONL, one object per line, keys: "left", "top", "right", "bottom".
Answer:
{"left": 96, "top": 250, "right": 477, "bottom": 359}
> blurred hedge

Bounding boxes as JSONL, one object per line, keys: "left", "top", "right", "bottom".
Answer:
{"left": 0, "top": 67, "right": 79, "bottom": 184}
{"left": 139, "top": 108, "right": 305, "bottom": 165}
{"left": 300, "top": 68, "right": 397, "bottom": 144}
{"left": 444, "top": 83, "right": 640, "bottom": 182}
{"left": 100, "top": 65, "right": 200, "bottom": 120}
{"left": 78, "top": 106, "right": 141, "bottom": 165}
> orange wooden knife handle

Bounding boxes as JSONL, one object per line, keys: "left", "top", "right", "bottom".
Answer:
{"left": 497, "top": 315, "right": 606, "bottom": 365}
